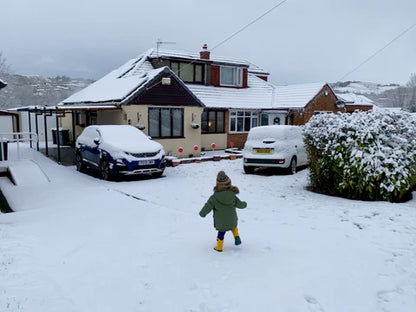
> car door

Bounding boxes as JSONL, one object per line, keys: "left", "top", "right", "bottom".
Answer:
{"left": 297, "top": 142, "right": 308, "bottom": 166}
{"left": 293, "top": 128, "right": 308, "bottom": 166}
{"left": 79, "top": 127, "right": 101, "bottom": 168}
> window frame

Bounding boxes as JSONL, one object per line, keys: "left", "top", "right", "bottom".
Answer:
{"left": 148, "top": 107, "right": 184, "bottom": 138}
{"left": 229, "top": 110, "right": 259, "bottom": 133}
{"left": 201, "top": 109, "right": 225, "bottom": 134}
{"left": 220, "top": 66, "right": 243, "bottom": 87}
{"left": 170, "top": 61, "right": 205, "bottom": 84}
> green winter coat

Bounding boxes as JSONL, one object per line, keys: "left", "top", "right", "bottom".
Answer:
{"left": 199, "top": 188, "right": 247, "bottom": 232}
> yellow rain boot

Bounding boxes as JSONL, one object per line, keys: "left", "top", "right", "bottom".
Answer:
{"left": 232, "top": 228, "right": 241, "bottom": 245}
{"left": 214, "top": 238, "right": 224, "bottom": 252}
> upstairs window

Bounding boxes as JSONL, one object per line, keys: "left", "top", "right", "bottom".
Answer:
{"left": 171, "top": 61, "right": 204, "bottom": 84}
{"left": 220, "top": 66, "right": 243, "bottom": 87}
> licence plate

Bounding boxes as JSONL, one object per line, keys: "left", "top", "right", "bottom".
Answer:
{"left": 139, "top": 160, "right": 155, "bottom": 166}
{"left": 254, "top": 149, "right": 273, "bottom": 154}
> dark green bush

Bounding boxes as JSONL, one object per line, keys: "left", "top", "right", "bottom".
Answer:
{"left": 304, "top": 110, "right": 416, "bottom": 202}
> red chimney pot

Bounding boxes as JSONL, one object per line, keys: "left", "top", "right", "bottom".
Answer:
{"left": 200, "top": 44, "right": 210, "bottom": 60}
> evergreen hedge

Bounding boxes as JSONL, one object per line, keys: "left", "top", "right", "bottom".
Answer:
{"left": 304, "top": 110, "right": 416, "bottom": 202}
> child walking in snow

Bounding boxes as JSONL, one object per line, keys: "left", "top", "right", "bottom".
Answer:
{"left": 199, "top": 171, "right": 247, "bottom": 252}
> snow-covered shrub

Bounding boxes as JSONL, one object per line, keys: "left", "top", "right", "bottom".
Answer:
{"left": 304, "top": 110, "right": 416, "bottom": 202}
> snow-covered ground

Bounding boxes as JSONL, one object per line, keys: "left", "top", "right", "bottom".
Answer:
{"left": 1, "top": 144, "right": 415, "bottom": 312}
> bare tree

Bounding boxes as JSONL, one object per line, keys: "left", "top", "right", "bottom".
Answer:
{"left": 0, "top": 52, "right": 10, "bottom": 74}
{"left": 406, "top": 73, "right": 416, "bottom": 88}
{"left": 401, "top": 74, "right": 416, "bottom": 112}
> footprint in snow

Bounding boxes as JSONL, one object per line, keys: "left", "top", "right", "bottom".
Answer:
{"left": 304, "top": 295, "right": 325, "bottom": 312}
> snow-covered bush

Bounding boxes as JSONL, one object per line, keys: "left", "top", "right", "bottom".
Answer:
{"left": 304, "top": 110, "right": 416, "bottom": 202}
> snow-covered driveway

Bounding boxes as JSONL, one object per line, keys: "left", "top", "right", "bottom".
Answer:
{"left": 1, "top": 146, "right": 415, "bottom": 312}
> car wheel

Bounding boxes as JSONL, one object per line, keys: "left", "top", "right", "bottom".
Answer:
{"left": 100, "top": 159, "right": 111, "bottom": 180}
{"left": 289, "top": 157, "right": 297, "bottom": 174}
{"left": 244, "top": 165, "right": 255, "bottom": 174}
{"left": 153, "top": 171, "right": 164, "bottom": 178}
{"left": 75, "top": 153, "right": 85, "bottom": 172}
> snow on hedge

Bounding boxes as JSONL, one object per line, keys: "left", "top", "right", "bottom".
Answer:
{"left": 304, "top": 110, "right": 416, "bottom": 202}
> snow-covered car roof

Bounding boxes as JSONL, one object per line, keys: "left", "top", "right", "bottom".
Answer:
{"left": 247, "top": 125, "right": 303, "bottom": 140}
{"left": 83, "top": 125, "right": 163, "bottom": 153}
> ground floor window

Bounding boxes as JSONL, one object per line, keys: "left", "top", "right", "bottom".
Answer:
{"left": 148, "top": 108, "right": 183, "bottom": 138}
{"left": 86, "top": 111, "right": 97, "bottom": 126}
{"left": 313, "top": 111, "right": 332, "bottom": 115}
{"left": 201, "top": 109, "right": 225, "bottom": 133}
{"left": 229, "top": 111, "right": 258, "bottom": 133}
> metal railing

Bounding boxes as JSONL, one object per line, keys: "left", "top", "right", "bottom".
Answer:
{"left": 0, "top": 132, "right": 38, "bottom": 161}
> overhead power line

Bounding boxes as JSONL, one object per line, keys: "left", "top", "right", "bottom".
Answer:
{"left": 339, "top": 22, "right": 416, "bottom": 81}
{"left": 210, "top": 0, "right": 289, "bottom": 52}
{"left": 151, "top": 0, "right": 289, "bottom": 89}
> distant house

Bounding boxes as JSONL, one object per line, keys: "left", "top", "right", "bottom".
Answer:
{"left": 0, "top": 79, "right": 6, "bottom": 90}
{"left": 0, "top": 110, "right": 19, "bottom": 133}
{"left": 0, "top": 80, "right": 18, "bottom": 133}
{"left": 56, "top": 46, "right": 369, "bottom": 155}
{"left": 335, "top": 92, "right": 374, "bottom": 113}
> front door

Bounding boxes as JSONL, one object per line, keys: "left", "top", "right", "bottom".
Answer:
{"left": 260, "top": 112, "right": 287, "bottom": 125}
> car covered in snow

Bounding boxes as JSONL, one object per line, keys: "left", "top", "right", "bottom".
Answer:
{"left": 242, "top": 125, "right": 308, "bottom": 174}
{"left": 75, "top": 125, "right": 166, "bottom": 180}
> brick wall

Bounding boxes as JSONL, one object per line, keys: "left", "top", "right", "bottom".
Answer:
{"left": 227, "top": 133, "right": 248, "bottom": 149}
{"left": 210, "top": 65, "right": 220, "bottom": 86}
{"left": 243, "top": 68, "right": 248, "bottom": 87}
{"left": 345, "top": 105, "right": 373, "bottom": 113}
{"left": 290, "top": 85, "right": 344, "bottom": 125}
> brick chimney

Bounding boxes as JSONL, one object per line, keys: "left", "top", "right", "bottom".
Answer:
{"left": 200, "top": 44, "right": 210, "bottom": 60}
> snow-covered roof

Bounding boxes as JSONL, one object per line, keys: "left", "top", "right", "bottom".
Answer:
{"left": 187, "top": 74, "right": 275, "bottom": 110}
{"left": 272, "top": 82, "right": 328, "bottom": 109}
{"left": 336, "top": 92, "right": 374, "bottom": 106}
{"left": 59, "top": 47, "right": 326, "bottom": 111}
{"left": 61, "top": 51, "right": 164, "bottom": 104}
{"left": 189, "top": 80, "right": 330, "bottom": 110}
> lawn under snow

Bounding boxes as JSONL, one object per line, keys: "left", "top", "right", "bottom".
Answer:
{"left": 0, "top": 144, "right": 415, "bottom": 312}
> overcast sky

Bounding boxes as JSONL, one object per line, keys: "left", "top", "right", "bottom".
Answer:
{"left": 1, "top": 0, "right": 415, "bottom": 85}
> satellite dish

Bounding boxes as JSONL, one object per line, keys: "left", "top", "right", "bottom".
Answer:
{"left": 335, "top": 100, "right": 345, "bottom": 108}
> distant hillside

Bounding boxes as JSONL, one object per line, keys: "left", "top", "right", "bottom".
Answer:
{"left": 0, "top": 73, "right": 94, "bottom": 109}
{"left": 330, "top": 81, "right": 416, "bottom": 112}
{"left": 331, "top": 81, "right": 400, "bottom": 95}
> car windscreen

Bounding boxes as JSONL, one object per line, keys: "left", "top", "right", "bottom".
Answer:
{"left": 248, "top": 126, "right": 301, "bottom": 141}
{"left": 99, "top": 126, "right": 147, "bottom": 146}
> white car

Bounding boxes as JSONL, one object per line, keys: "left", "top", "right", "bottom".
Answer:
{"left": 242, "top": 125, "right": 308, "bottom": 174}
{"left": 75, "top": 125, "right": 166, "bottom": 180}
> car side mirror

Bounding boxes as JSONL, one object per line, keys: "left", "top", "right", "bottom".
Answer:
{"left": 93, "top": 138, "right": 100, "bottom": 145}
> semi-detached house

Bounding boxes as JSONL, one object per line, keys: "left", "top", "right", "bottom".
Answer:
{"left": 58, "top": 45, "right": 369, "bottom": 157}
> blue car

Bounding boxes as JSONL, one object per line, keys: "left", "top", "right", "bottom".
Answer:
{"left": 75, "top": 125, "right": 166, "bottom": 180}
